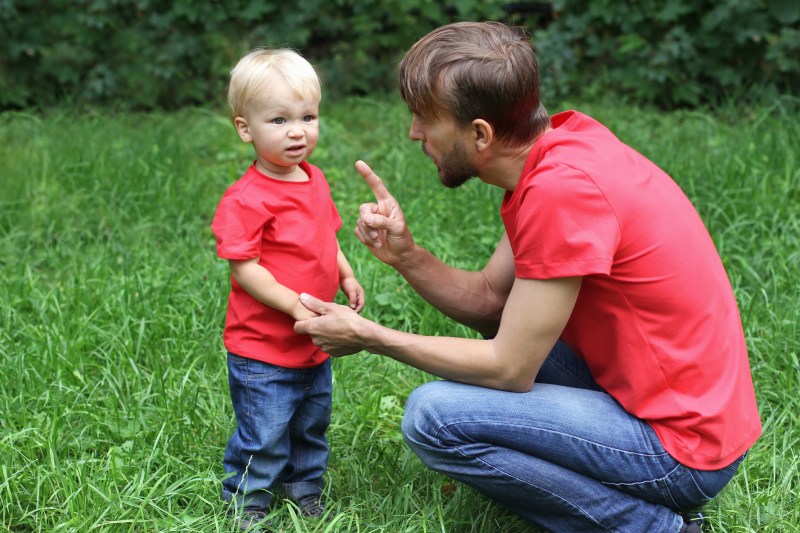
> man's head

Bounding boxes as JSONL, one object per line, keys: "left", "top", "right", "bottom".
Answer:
{"left": 398, "top": 22, "right": 549, "bottom": 150}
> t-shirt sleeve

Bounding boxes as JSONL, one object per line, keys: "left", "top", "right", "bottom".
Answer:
{"left": 512, "top": 162, "right": 620, "bottom": 279}
{"left": 330, "top": 199, "right": 343, "bottom": 233}
{"left": 211, "top": 191, "right": 273, "bottom": 260}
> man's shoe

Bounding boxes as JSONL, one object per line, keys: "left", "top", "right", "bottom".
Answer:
{"left": 227, "top": 507, "right": 272, "bottom": 532}
{"left": 680, "top": 512, "right": 704, "bottom": 533}
{"left": 296, "top": 494, "right": 326, "bottom": 518}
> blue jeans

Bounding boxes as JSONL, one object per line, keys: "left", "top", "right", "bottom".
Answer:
{"left": 401, "top": 341, "right": 746, "bottom": 532}
{"left": 222, "top": 353, "right": 332, "bottom": 510}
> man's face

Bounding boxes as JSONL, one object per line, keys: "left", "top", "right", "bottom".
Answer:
{"left": 409, "top": 113, "right": 478, "bottom": 189}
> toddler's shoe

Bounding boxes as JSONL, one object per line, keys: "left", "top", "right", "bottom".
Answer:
{"left": 227, "top": 506, "right": 272, "bottom": 532}
{"left": 297, "top": 494, "right": 326, "bottom": 519}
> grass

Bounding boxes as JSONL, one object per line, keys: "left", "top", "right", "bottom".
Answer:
{"left": 0, "top": 95, "right": 798, "bottom": 532}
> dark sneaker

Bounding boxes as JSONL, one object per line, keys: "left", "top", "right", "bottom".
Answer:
{"left": 296, "top": 494, "right": 326, "bottom": 518}
{"left": 680, "top": 512, "right": 704, "bottom": 533}
{"left": 227, "top": 507, "right": 272, "bottom": 532}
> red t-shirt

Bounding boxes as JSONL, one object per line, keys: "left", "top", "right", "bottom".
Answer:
{"left": 501, "top": 111, "right": 761, "bottom": 469}
{"left": 211, "top": 161, "right": 342, "bottom": 367}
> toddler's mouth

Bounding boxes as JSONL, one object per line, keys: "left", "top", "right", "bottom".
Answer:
{"left": 286, "top": 144, "right": 306, "bottom": 155}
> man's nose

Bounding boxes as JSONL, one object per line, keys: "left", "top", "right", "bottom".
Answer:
{"left": 408, "top": 116, "right": 423, "bottom": 141}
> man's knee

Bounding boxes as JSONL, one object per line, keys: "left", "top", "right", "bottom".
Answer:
{"left": 401, "top": 381, "right": 450, "bottom": 448}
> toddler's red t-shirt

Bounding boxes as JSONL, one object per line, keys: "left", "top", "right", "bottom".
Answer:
{"left": 211, "top": 161, "right": 342, "bottom": 368}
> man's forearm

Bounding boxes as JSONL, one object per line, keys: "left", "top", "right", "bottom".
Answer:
{"left": 359, "top": 276, "right": 579, "bottom": 392}
{"left": 361, "top": 321, "right": 539, "bottom": 392}
{"left": 392, "top": 244, "right": 505, "bottom": 336}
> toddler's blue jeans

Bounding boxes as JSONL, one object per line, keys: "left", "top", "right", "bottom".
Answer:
{"left": 402, "top": 341, "right": 746, "bottom": 532}
{"left": 222, "top": 353, "right": 332, "bottom": 510}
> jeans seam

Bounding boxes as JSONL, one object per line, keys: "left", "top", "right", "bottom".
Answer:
{"left": 439, "top": 419, "right": 676, "bottom": 526}
{"left": 452, "top": 440, "right": 614, "bottom": 532}
{"left": 685, "top": 467, "right": 713, "bottom": 502}
{"left": 548, "top": 354, "right": 602, "bottom": 391}
{"left": 604, "top": 462, "right": 682, "bottom": 509}
{"left": 440, "top": 420, "right": 668, "bottom": 459}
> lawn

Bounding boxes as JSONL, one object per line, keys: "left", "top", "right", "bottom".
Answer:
{"left": 0, "top": 96, "right": 798, "bottom": 532}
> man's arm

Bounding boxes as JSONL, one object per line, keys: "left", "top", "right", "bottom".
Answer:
{"left": 390, "top": 233, "right": 515, "bottom": 337}
{"left": 353, "top": 160, "right": 515, "bottom": 337}
{"left": 295, "top": 275, "right": 581, "bottom": 392}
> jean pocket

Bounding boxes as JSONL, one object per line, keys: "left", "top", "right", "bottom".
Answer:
{"left": 228, "top": 352, "right": 285, "bottom": 381}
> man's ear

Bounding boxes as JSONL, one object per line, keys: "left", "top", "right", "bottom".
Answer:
{"left": 234, "top": 116, "right": 252, "bottom": 143}
{"left": 472, "top": 119, "right": 494, "bottom": 152}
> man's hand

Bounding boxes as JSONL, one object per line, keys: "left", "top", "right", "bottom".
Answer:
{"left": 294, "top": 293, "right": 369, "bottom": 357}
{"left": 290, "top": 300, "right": 319, "bottom": 321}
{"left": 354, "top": 160, "right": 414, "bottom": 266}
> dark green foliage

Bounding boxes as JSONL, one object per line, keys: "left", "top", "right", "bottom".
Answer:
{"left": 0, "top": 0, "right": 510, "bottom": 111}
{"left": 0, "top": 0, "right": 797, "bottom": 111}
{"left": 536, "top": 0, "right": 800, "bottom": 107}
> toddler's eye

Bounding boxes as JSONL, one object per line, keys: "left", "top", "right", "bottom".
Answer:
{"left": 273, "top": 117, "right": 286, "bottom": 124}
{"left": 303, "top": 115, "right": 315, "bottom": 122}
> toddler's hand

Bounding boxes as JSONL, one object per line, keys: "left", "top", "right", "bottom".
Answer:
{"left": 341, "top": 277, "right": 365, "bottom": 313}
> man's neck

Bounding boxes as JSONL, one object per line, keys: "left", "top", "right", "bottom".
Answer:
{"left": 478, "top": 127, "right": 551, "bottom": 192}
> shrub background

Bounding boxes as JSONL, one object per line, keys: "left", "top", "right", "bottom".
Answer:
{"left": 1, "top": 0, "right": 798, "bottom": 111}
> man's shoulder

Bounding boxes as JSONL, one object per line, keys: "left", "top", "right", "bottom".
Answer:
{"left": 532, "top": 113, "right": 631, "bottom": 178}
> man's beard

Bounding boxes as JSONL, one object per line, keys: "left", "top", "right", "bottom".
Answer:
{"left": 423, "top": 140, "right": 478, "bottom": 189}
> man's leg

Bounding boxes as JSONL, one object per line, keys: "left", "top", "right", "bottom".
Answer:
{"left": 534, "top": 340, "right": 605, "bottom": 391}
{"left": 529, "top": 341, "right": 744, "bottom": 514}
{"left": 402, "top": 378, "right": 686, "bottom": 532}
{"left": 403, "top": 341, "right": 747, "bottom": 531}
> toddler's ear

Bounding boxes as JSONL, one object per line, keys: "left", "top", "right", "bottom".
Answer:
{"left": 234, "top": 116, "right": 252, "bottom": 143}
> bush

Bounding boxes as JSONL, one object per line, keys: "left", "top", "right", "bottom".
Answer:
{"left": 0, "top": 0, "right": 797, "bottom": 111}
{"left": 0, "top": 0, "right": 516, "bottom": 111}
{"left": 536, "top": 0, "right": 800, "bottom": 107}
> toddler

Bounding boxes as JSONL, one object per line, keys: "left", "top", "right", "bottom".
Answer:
{"left": 211, "top": 48, "right": 364, "bottom": 530}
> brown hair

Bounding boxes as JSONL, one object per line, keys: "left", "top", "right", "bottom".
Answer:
{"left": 398, "top": 22, "right": 550, "bottom": 147}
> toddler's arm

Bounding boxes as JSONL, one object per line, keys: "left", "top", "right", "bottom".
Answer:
{"left": 229, "top": 258, "right": 317, "bottom": 320}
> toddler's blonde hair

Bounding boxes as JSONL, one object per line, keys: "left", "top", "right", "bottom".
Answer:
{"left": 228, "top": 48, "right": 321, "bottom": 119}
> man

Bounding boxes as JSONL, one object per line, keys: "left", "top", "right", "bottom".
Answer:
{"left": 294, "top": 21, "right": 761, "bottom": 532}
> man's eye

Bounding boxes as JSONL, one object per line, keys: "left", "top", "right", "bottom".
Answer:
{"left": 273, "top": 118, "right": 285, "bottom": 124}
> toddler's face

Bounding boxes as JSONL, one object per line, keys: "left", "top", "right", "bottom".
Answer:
{"left": 235, "top": 81, "right": 319, "bottom": 177}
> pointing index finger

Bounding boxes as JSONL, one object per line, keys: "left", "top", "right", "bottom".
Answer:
{"left": 355, "top": 160, "right": 393, "bottom": 202}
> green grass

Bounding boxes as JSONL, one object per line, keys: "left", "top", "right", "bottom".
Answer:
{"left": 1, "top": 95, "right": 798, "bottom": 532}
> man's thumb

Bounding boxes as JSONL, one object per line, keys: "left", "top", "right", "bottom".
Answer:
{"left": 299, "top": 292, "right": 324, "bottom": 312}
